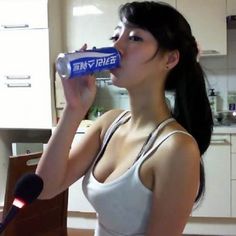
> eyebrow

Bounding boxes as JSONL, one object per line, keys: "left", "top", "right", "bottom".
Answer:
{"left": 114, "top": 23, "right": 139, "bottom": 31}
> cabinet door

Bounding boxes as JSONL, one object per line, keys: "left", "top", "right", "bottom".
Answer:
{"left": 177, "top": 0, "right": 227, "bottom": 56}
{"left": 0, "top": 29, "right": 53, "bottom": 129}
{"left": 232, "top": 153, "right": 236, "bottom": 180}
{"left": 68, "top": 131, "right": 95, "bottom": 213}
{"left": 232, "top": 180, "right": 236, "bottom": 217}
{"left": 232, "top": 135, "right": 236, "bottom": 180}
{"left": 227, "top": 0, "right": 236, "bottom": 16}
{"left": 64, "top": 0, "right": 175, "bottom": 50}
{"left": 0, "top": 0, "right": 48, "bottom": 29}
{"left": 192, "top": 135, "right": 231, "bottom": 217}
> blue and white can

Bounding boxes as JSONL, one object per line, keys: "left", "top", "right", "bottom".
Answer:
{"left": 56, "top": 47, "right": 121, "bottom": 79}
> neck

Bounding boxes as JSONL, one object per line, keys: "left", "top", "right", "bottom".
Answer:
{"left": 127, "top": 85, "right": 172, "bottom": 130}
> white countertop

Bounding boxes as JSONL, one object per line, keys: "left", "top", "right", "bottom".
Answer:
{"left": 213, "top": 125, "right": 236, "bottom": 134}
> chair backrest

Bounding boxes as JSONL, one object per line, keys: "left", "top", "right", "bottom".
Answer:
{"left": 2, "top": 152, "right": 68, "bottom": 236}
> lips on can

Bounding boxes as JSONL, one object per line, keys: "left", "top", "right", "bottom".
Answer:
{"left": 56, "top": 47, "right": 121, "bottom": 79}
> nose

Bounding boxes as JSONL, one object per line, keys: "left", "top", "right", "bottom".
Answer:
{"left": 112, "top": 36, "right": 125, "bottom": 57}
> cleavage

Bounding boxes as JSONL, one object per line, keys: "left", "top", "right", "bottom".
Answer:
{"left": 93, "top": 130, "right": 147, "bottom": 184}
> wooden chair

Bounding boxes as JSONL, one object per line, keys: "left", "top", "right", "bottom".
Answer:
{"left": 2, "top": 152, "right": 68, "bottom": 236}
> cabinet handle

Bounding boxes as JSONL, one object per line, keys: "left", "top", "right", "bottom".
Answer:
{"left": 26, "top": 158, "right": 40, "bottom": 166}
{"left": 6, "top": 83, "right": 31, "bottom": 88}
{"left": 201, "top": 50, "right": 220, "bottom": 55}
{"left": 1, "top": 24, "right": 29, "bottom": 29}
{"left": 210, "top": 139, "right": 229, "bottom": 145}
{"left": 6, "top": 75, "right": 31, "bottom": 80}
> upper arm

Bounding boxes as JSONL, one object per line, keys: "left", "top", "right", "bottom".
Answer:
{"left": 62, "top": 109, "right": 124, "bottom": 189}
{"left": 146, "top": 134, "right": 200, "bottom": 236}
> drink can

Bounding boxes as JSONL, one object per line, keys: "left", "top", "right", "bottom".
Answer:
{"left": 56, "top": 47, "right": 121, "bottom": 79}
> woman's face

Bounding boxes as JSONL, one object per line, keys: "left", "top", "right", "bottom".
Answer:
{"left": 110, "top": 19, "right": 166, "bottom": 89}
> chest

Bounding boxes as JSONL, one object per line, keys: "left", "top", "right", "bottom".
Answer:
{"left": 93, "top": 130, "right": 155, "bottom": 189}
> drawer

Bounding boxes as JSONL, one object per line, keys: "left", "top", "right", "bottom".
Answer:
{"left": 0, "top": 0, "right": 48, "bottom": 29}
{"left": 231, "top": 135, "right": 236, "bottom": 153}
{"left": 232, "top": 180, "right": 236, "bottom": 217}
{"left": 210, "top": 134, "right": 231, "bottom": 145}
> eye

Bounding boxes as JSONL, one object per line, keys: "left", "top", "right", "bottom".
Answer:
{"left": 129, "top": 35, "right": 143, "bottom": 42}
{"left": 109, "top": 35, "right": 119, "bottom": 42}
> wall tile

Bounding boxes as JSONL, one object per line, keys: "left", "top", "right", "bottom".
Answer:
{"left": 204, "top": 69, "right": 228, "bottom": 111}
{"left": 228, "top": 69, "right": 236, "bottom": 92}
{"left": 200, "top": 56, "right": 227, "bottom": 70}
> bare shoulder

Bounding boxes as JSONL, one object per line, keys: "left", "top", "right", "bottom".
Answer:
{"left": 165, "top": 131, "right": 200, "bottom": 161}
{"left": 152, "top": 131, "right": 200, "bottom": 176}
{"left": 92, "top": 109, "right": 127, "bottom": 139}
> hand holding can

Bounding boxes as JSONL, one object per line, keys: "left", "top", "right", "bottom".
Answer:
{"left": 56, "top": 47, "right": 121, "bottom": 79}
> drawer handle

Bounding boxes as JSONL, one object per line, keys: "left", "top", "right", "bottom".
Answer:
{"left": 210, "top": 139, "right": 229, "bottom": 145}
{"left": 6, "top": 75, "right": 31, "bottom": 80}
{"left": 2, "top": 24, "right": 29, "bottom": 29}
{"left": 201, "top": 50, "right": 220, "bottom": 55}
{"left": 26, "top": 158, "right": 40, "bottom": 166}
{"left": 6, "top": 83, "right": 31, "bottom": 88}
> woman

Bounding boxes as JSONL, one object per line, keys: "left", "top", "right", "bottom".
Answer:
{"left": 36, "top": 1, "right": 213, "bottom": 235}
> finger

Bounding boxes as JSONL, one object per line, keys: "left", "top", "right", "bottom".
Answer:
{"left": 74, "top": 43, "right": 87, "bottom": 53}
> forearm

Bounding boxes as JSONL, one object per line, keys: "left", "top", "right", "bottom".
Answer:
{"left": 36, "top": 106, "right": 86, "bottom": 198}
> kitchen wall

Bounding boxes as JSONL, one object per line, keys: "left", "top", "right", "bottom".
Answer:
{"left": 61, "top": 0, "right": 236, "bottom": 113}
{"left": 201, "top": 28, "right": 236, "bottom": 111}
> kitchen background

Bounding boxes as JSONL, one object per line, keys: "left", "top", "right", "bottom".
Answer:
{"left": 56, "top": 0, "right": 236, "bottom": 121}
{"left": 0, "top": 0, "right": 236, "bottom": 235}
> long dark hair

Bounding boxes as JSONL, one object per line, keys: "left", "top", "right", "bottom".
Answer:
{"left": 119, "top": 1, "right": 213, "bottom": 202}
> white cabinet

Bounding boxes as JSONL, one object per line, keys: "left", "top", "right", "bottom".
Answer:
{"left": 192, "top": 134, "right": 231, "bottom": 217}
{"left": 231, "top": 135, "right": 236, "bottom": 217}
{"left": 232, "top": 181, "right": 236, "bottom": 217}
{"left": 0, "top": 30, "right": 52, "bottom": 128}
{"left": 227, "top": 0, "right": 236, "bottom": 16}
{"left": 68, "top": 127, "right": 95, "bottom": 213}
{"left": 0, "top": 0, "right": 62, "bottom": 129}
{"left": 64, "top": 0, "right": 176, "bottom": 51}
{"left": 177, "top": 0, "right": 227, "bottom": 56}
{"left": 67, "top": 126, "right": 96, "bottom": 229}
{"left": 0, "top": 0, "right": 48, "bottom": 29}
{"left": 232, "top": 153, "right": 236, "bottom": 180}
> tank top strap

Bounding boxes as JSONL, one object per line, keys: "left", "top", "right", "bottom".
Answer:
{"left": 137, "top": 130, "right": 193, "bottom": 165}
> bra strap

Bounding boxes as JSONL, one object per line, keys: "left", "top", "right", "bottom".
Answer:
{"left": 138, "top": 118, "right": 175, "bottom": 158}
{"left": 102, "top": 110, "right": 130, "bottom": 146}
{"left": 92, "top": 110, "right": 131, "bottom": 166}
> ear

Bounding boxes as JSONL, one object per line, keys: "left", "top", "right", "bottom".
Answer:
{"left": 165, "top": 50, "right": 179, "bottom": 70}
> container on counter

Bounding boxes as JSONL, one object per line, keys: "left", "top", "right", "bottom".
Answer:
{"left": 208, "top": 88, "right": 218, "bottom": 115}
{"left": 228, "top": 91, "right": 236, "bottom": 111}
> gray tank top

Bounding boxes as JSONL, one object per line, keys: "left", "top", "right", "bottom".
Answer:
{"left": 82, "top": 111, "right": 192, "bottom": 236}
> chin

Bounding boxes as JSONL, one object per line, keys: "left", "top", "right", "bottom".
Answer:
{"left": 110, "top": 74, "right": 126, "bottom": 88}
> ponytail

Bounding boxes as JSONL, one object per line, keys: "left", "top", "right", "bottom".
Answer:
{"left": 166, "top": 52, "right": 213, "bottom": 202}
